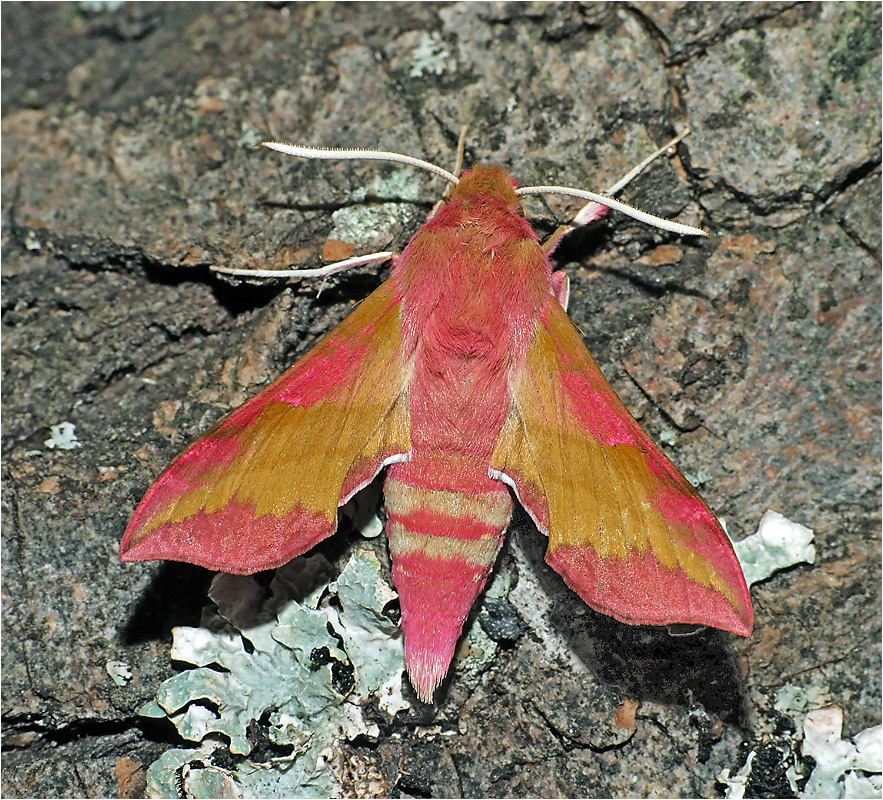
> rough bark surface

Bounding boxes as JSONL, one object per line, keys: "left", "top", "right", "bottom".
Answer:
{"left": 2, "top": 3, "right": 880, "bottom": 798}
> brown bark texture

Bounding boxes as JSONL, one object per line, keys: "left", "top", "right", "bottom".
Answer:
{"left": 2, "top": 2, "right": 880, "bottom": 798}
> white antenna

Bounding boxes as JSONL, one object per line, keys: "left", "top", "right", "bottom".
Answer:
{"left": 212, "top": 132, "right": 706, "bottom": 280}
{"left": 517, "top": 130, "right": 707, "bottom": 237}
{"left": 260, "top": 142, "right": 459, "bottom": 186}
{"left": 212, "top": 251, "right": 394, "bottom": 280}
{"left": 516, "top": 185, "right": 707, "bottom": 237}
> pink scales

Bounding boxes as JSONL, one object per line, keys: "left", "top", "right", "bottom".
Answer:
{"left": 382, "top": 166, "right": 553, "bottom": 700}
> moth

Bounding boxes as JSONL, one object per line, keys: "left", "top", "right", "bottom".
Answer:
{"left": 121, "top": 132, "right": 753, "bottom": 702}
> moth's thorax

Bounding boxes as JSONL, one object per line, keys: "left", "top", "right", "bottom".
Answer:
{"left": 393, "top": 164, "right": 552, "bottom": 357}
{"left": 387, "top": 166, "right": 552, "bottom": 480}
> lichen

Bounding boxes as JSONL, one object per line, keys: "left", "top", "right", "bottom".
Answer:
{"left": 720, "top": 702, "right": 882, "bottom": 800}
{"left": 44, "top": 421, "right": 81, "bottom": 450}
{"left": 733, "top": 509, "right": 816, "bottom": 587}
{"left": 800, "top": 705, "right": 882, "bottom": 800}
{"left": 407, "top": 32, "right": 451, "bottom": 78}
{"left": 328, "top": 171, "right": 423, "bottom": 250}
{"left": 106, "top": 660, "right": 132, "bottom": 686}
{"left": 139, "top": 547, "right": 408, "bottom": 799}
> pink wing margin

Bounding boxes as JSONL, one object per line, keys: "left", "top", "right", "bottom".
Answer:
{"left": 120, "top": 279, "right": 412, "bottom": 574}
{"left": 491, "top": 296, "right": 753, "bottom": 636}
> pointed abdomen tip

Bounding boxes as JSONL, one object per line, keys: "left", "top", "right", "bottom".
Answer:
{"left": 405, "top": 640, "right": 456, "bottom": 703}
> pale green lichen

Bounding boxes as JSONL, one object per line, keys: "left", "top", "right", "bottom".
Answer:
{"left": 407, "top": 32, "right": 451, "bottom": 78}
{"left": 718, "top": 750, "right": 756, "bottom": 800}
{"left": 659, "top": 429, "right": 679, "bottom": 446}
{"left": 719, "top": 689, "right": 882, "bottom": 800}
{"left": 341, "top": 490, "right": 384, "bottom": 539}
{"left": 800, "top": 706, "right": 882, "bottom": 800}
{"left": 139, "top": 548, "right": 408, "bottom": 799}
{"left": 775, "top": 683, "right": 834, "bottom": 716}
{"left": 719, "top": 515, "right": 880, "bottom": 800}
{"left": 44, "top": 421, "right": 81, "bottom": 450}
{"left": 106, "top": 660, "right": 132, "bottom": 686}
{"left": 325, "top": 547, "right": 406, "bottom": 716}
{"left": 733, "top": 509, "right": 816, "bottom": 587}
{"left": 328, "top": 170, "right": 423, "bottom": 251}
{"left": 684, "top": 468, "right": 715, "bottom": 488}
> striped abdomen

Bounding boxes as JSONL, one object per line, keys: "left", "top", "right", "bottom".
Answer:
{"left": 384, "top": 457, "right": 514, "bottom": 702}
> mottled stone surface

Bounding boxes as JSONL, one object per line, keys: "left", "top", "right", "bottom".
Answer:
{"left": 2, "top": 2, "right": 880, "bottom": 798}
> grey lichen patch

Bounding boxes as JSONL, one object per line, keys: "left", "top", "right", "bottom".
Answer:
{"left": 733, "top": 510, "right": 815, "bottom": 588}
{"left": 329, "top": 171, "right": 427, "bottom": 253}
{"left": 407, "top": 32, "right": 453, "bottom": 78}
{"left": 140, "top": 549, "right": 407, "bottom": 798}
{"left": 718, "top": 696, "right": 881, "bottom": 800}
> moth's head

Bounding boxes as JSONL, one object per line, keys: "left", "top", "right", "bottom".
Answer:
{"left": 450, "top": 165, "right": 519, "bottom": 208}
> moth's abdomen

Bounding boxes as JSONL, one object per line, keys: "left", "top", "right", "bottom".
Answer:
{"left": 384, "top": 460, "right": 513, "bottom": 702}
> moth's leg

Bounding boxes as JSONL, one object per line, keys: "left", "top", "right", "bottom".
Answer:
{"left": 211, "top": 250, "right": 396, "bottom": 280}
{"left": 542, "top": 129, "right": 691, "bottom": 255}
